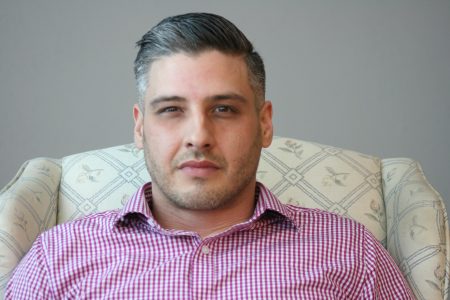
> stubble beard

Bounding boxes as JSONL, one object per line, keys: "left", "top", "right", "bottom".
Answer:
{"left": 142, "top": 133, "right": 262, "bottom": 211}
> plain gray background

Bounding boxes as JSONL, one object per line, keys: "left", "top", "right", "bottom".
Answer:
{"left": 1, "top": 0, "right": 449, "bottom": 220}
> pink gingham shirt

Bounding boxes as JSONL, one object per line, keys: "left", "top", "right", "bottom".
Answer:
{"left": 7, "top": 182, "right": 413, "bottom": 299}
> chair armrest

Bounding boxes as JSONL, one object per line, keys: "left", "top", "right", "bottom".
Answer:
{"left": 0, "top": 158, "right": 61, "bottom": 297}
{"left": 382, "top": 158, "right": 449, "bottom": 300}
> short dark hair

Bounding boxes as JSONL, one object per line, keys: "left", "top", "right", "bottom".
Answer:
{"left": 134, "top": 12, "right": 265, "bottom": 107}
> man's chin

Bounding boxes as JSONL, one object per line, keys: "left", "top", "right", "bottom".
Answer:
{"left": 175, "top": 174, "right": 222, "bottom": 188}
{"left": 165, "top": 184, "right": 232, "bottom": 211}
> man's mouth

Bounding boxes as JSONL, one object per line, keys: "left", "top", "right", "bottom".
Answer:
{"left": 178, "top": 160, "right": 220, "bottom": 177}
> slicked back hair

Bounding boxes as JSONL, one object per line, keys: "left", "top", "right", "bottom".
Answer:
{"left": 134, "top": 13, "right": 265, "bottom": 109}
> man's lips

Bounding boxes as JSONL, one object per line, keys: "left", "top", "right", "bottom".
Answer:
{"left": 179, "top": 160, "right": 220, "bottom": 168}
{"left": 178, "top": 160, "right": 220, "bottom": 177}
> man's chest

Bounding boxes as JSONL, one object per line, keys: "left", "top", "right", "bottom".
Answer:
{"left": 47, "top": 227, "right": 366, "bottom": 299}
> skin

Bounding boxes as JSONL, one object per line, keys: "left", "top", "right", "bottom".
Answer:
{"left": 133, "top": 50, "right": 273, "bottom": 238}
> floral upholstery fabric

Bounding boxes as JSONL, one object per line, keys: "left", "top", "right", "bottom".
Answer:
{"left": 0, "top": 158, "right": 60, "bottom": 297}
{"left": 382, "top": 158, "right": 449, "bottom": 299}
{"left": 0, "top": 136, "right": 448, "bottom": 299}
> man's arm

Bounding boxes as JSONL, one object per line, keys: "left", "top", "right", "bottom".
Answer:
{"left": 6, "top": 235, "right": 55, "bottom": 299}
{"left": 362, "top": 229, "right": 415, "bottom": 299}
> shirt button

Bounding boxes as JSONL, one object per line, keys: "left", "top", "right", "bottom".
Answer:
{"left": 201, "top": 245, "right": 210, "bottom": 255}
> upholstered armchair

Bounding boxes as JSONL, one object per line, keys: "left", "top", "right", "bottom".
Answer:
{"left": 0, "top": 136, "right": 448, "bottom": 299}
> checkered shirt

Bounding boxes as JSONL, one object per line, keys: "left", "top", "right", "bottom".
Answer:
{"left": 6, "top": 182, "right": 414, "bottom": 299}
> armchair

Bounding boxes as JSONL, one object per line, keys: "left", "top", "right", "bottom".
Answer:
{"left": 1, "top": 136, "right": 448, "bottom": 299}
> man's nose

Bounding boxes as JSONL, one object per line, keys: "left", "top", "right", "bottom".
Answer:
{"left": 184, "top": 114, "right": 214, "bottom": 150}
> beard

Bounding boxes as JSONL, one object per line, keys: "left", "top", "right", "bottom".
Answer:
{"left": 142, "top": 132, "right": 263, "bottom": 211}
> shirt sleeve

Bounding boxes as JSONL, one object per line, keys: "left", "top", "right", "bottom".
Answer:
{"left": 361, "top": 228, "right": 415, "bottom": 299}
{"left": 5, "top": 235, "right": 55, "bottom": 299}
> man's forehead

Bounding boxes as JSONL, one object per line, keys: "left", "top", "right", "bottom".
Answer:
{"left": 149, "top": 50, "right": 246, "bottom": 73}
{"left": 144, "top": 50, "right": 253, "bottom": 102}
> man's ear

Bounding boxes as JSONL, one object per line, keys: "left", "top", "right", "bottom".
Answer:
{"left": 260, "top": 100, "right": 273, "bottom": 148}
{"left": 133, "top": 104, "right": 144, "bottom": 149}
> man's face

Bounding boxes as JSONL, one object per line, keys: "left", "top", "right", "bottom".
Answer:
{"left": 133, "top": 50, "right": 272, "bottom": 211}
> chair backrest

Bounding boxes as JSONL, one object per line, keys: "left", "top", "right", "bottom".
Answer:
{"left": 58, "top": 136, "right": 386, "bottom": 243}
{"left": 1, "top": 136, "right": 448, "bottom": 299}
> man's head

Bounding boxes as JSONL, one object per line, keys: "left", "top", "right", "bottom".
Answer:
{"left": 133, "top": 13, "right": 273, "bottom": 214}
{"left": 134, "top": 12, "right": 265, "bottom": 109}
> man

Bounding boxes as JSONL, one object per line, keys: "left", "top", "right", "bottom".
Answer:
{"left": 7, "top": 13, "right": 413, "bottom": 299}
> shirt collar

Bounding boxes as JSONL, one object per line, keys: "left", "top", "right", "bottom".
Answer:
{"left": 115, "top": 182, "right": 298, "bottom": 229}
{"left": 250, "top": 182, "right": 296, "bottom": 225}
{"left": 116, "top": 182, "right": 154, "bottom": 225}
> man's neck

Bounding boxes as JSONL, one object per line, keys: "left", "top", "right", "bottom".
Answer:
{"left": 150, "top": 184, "right": 258, "bottom": 239}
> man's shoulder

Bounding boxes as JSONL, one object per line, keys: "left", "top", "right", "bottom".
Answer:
{"left": 41, "top": 210, "right": 121, "bottom": 239}
{"left": 258, "top": 183, "right": 368, "bottom": 235}
{"left": 283, "top": 204, "right": 369, "bottom": 236}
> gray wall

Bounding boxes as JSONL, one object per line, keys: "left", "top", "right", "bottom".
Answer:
{"left": 1, "top": 1, "right": 449, "bottom": 218}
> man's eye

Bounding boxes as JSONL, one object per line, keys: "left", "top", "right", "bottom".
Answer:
{"left": 158, "top": 106, "right": 181, "bottom": 114}
{"left": 214, "top": 105, "right": 235, "bottom": 113}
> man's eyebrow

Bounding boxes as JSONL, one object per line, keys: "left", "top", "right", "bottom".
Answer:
{"left": 148, "top": 93, "right": 248, "bottom": 108}
{"left": 208, "top": 93, "right": 248, "bottom": 103}
{"left": 149, "top": 96, "right": 186, "bottom": 108}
